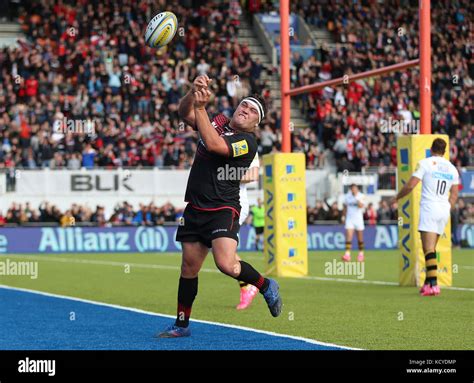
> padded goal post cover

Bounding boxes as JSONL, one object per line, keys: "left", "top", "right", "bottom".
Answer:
{"left": 397, "top": 134, "right": 452, "bottom": 287}
{"left": 262, "top": 153, "right": 308, "bottom": 277}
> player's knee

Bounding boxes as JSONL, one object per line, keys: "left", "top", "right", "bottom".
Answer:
{"left": 423, "top": 247, "right": 436, "bottom": 255}
{"left": 214, "top": 258, "right": 239, "bottom": 277}
{"left": 421, "top": 242, "right": 436, "bottom": 254}
{"left": 181, "top": 258, "right": 201, "bottom": 277}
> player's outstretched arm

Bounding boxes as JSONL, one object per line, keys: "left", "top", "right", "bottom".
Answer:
{"left": 393, "top": 176, "right": 420, "bottom": 202}
{"left": 178, "top": 90, "right": 196, "bottom": 128}
{"left": 449, "top": 184, "right": 459, "bottom": 209}
{"left": 194, "top": 88, "right": 229, "bottom": 156}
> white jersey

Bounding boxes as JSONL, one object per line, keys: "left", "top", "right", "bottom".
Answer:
{"left": 412, "top": 156, "right": 459, "bottom": 208}
{"left": 344, "top": 191, "right": 365, "bottom": 230}
{"left": 239, "top": 152, "right": 259, "bottom": 225}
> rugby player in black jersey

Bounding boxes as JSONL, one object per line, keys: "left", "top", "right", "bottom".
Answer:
{"left": 159, "top": 75, "right": 282, "bottom": 338}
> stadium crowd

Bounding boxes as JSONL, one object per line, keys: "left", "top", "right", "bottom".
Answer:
{"left": 1, "top": 198, "right": 472, "bottom": 227}
{"left": 0, "top": 0, "right": 471, "bottom": 175}
{"left": 0, "top": 201, "right": 182, "bottom": 227}
{"left": 0, "top": 0, "right": 322, "bottom": 173}
{"left": 264, "top": 0, "right": 472, "bottom": 173}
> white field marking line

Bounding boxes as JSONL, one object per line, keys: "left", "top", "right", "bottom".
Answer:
{"left": 0, "top": 284, "right": 358, "bottom": 350}
{"left": 9, "top": 252, "right": 474, "bottom": 266}
{"left": 3, "top": 254, "right": 474, "bottom": 292}
{"left": 244, "top": 255, "right": 474, "bottom": 269}
{"left": 1, "top": 254, "right": 218, "bottom": 274}
{"left": 300, "top": 275, "right": 474, "bottom": 292}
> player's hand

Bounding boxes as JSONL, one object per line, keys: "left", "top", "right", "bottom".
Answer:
{"left": 193, "top": 88, "right": 212, "bottom": 108}
{"left": 192, "top": 75, "right": 212, "bottom": 91}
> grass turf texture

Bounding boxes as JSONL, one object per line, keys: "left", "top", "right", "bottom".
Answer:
{"left": 1, "top": 250, "right": 472, "bottom": 350}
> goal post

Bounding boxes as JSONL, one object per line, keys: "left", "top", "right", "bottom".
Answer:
{"left": 269, "top": 0, "right": 444, "bottom": 282}
{"left": 397, "top": 135, "right": 452, "bottom": 287}
{"left": 262, "top": 153, "right": 308, "bottom": 277}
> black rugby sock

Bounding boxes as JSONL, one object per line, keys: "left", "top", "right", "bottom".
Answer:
{"left": 175, "top": 276, "right": 198, "bottom": 328}
{"left": 235, "top": 261, "right": 269, "bottom": 292}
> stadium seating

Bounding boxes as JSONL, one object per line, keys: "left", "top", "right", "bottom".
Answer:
{"left": 0, "top": 0, "right": 471, "bottom": 224}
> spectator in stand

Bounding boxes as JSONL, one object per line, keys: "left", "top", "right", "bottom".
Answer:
{"left": 82, "top": 144, "right": 96, "bottom": 169}
{"left": 313, "top": 200, "right": 327, "bottom": 221}
{"left": 5, "top": 210, "right": 17, "bottom": 224}
{"left": 364, "top": 203, "right": 377, "bottom": 226}
{"left": 196, "top": 59, "right": 210, "bottom": 76}
{"left": 60, "top": 210, "right": 74, "bottom": 227}
{"left": 307, "top": 207, "right": 317, "bottom": 225}
{"left": 389, "top": 201, "right": 398, "bottom": 221}
{"left": 326, "top": 202, "right": 342, "bottom": 222}
{"left": 133, "top": 204, "right": 152, "bottom": 226}
{"left": 68, "top": 153, "right": 82, "bottom": 169}
{"left": 150, "top": 205, "right": 165, "bottom": 226}
{"left": 451, "top": 199, "right": 462, "bottom": 247}
{"left": 90, "top": 206, "right": 106, "bottom": 227}
{"left": 39, "top": 202, "right": 59, "bottom": 223}
{"left": 377, "top": 200, "right": 392, "bottom": 223}
{"left": 29, "top": 210, "right": 40, "bottom": 223}
{"left": 464, "top": 203, "right": 474, "bottom": 224}
{"left": 259, "top": 124, "right": 277, "bottom": 155}
{"left": 109, "top": 208, "right": 122, "bottom": 226}
{"left": 162, "top": 202, "right": 177, "bottom": 222}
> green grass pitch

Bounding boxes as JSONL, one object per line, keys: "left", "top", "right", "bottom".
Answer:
{"left": 1, "top": 249, "right": 473, "bottom": 350}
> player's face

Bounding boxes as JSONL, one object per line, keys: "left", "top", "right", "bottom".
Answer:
{"left": 231, "top": 101, "right": 260, "bottom": 132}
{"left": 351, "top": 185, "right": 359, "bottom": 195}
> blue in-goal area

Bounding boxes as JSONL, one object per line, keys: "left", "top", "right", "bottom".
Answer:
{"left": 0, "top": 286, "right": 350, "bottom": 350}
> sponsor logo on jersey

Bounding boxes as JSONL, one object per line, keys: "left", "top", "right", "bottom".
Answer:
{"left": 231, "top": 140, "right": 249, "bottom": 157}
{"left": 432, "top": 171, "right": 454, "bottom": 180}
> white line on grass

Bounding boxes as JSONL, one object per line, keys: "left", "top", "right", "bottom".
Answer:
{"left": 1, "top": 254, "right": 219, "bottom": 274}
{"left": 0, "top": 284, "right": 358, "bottom": 350}
{"left": 300, "top": 276, "right": 474, "bottom": 292}
{"left": 2, "top": 254, "right": 474, "bottom": 292}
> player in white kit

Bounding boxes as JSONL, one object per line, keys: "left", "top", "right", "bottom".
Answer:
{"left": 393, "top": 139, "right": 459, "bottom": 296}
{"left": 235, "top": 153, "right": 260, "bottom": 309}
{"left": 342, "top": 184, "right": 366, "bottom": 262}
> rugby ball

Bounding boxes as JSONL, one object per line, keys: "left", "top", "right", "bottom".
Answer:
{"left": 145, "top": 11, "right": 178, "bottom": 48}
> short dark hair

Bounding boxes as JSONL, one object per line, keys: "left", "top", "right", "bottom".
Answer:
{"left": 431, "top": 138, "right": 447, "bottom": 155}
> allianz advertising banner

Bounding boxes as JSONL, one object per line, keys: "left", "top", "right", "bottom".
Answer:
{"left": 460, "top": 169, "right": 474, "bottom": 196}
{"left": 0, "top": 225, "right": 471, "bottom": 254}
